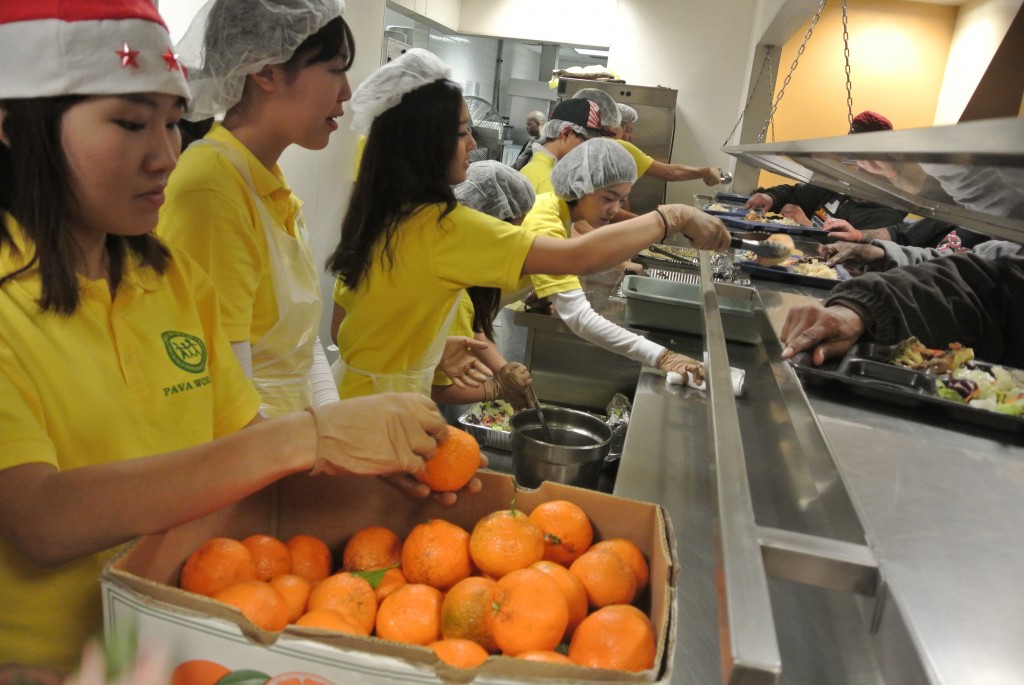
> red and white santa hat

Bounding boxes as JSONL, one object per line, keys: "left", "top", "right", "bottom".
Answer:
{"left": 0, "top": 0, "right": 190, "bottom": 101}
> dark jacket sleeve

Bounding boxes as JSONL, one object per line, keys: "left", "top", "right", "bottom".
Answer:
{"left": 826, "top": 253, "right": 1024, "bottom": 366}
{"left": 833, "top": 199, "right": 906, "bottom": 230}
{"left": 762, "top": 183, "right": 834, "bottom": 215}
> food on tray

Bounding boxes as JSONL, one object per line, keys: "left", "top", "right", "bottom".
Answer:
{"left": 787, "top": 259, "right": 838, "bottom": 279}
{"left": 744, "top": 210, "right": 800, "bottom": 226}
{"left": 705, "top": 202, "right": 729, "bottom": 211}
{"left": 460, "top": 399, "right": 515, "bottom": 432}
{"left": 755, "top": 234, "right": 795, "bottom": 267}
{"left": 889, "top": 336, "right": 974, "bottom": 374}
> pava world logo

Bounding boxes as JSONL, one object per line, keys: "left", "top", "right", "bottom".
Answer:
{"left": 161, "top": 331, "right": 207, "bottom": 373}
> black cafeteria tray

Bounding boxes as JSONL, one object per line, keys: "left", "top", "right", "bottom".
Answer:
{"left": 714, "top": 192, "right": 751, "bottom": 204}
{"left": 721, "top": 214, "right": 830, "bottom": 237}
{"left": 737, "top": 259, "right": 850, "bottom": 290}
{"left": 701, "top": 203, "right": 748, "bottom": 216}
{"left": 790, "top": 343, "right": 1024, "bottom": 433}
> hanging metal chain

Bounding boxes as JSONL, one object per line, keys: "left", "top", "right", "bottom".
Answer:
{"left": 757, "top": 0, "right": 828, "bottom": 143}
{"left": 841, "top": 0, "right": 854, "bottom": 128}
{"left": 722, "top": 46, "right": 773, "bottom": 147}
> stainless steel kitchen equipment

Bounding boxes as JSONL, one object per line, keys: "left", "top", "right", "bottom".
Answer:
{"left": 557, "top": 78, "right": 678, "bottom": 214}
{"left": 510, "top": 406, "right": 611, "bottom": 489}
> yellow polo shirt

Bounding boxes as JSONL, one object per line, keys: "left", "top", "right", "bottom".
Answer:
{"left": 521, "top": 193, "right": 582, "bottom": 299}
{"left": 334, "top": 203, "right": 534, "bottom": 398}
{"left": 616, "top": 139, "right": 655, "bottom": 176}
{"left": 0, "top": 223, "right": 260, "bottom": 670}
{"left": 159, "top": 124, "right": 303, "bottom": 344}
{"left": 520, "top": 149, "right": 556, "bottom": 196}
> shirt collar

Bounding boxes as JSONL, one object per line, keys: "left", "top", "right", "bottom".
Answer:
{"left": 207, "top": 123, "right": 291, "bottom": 199}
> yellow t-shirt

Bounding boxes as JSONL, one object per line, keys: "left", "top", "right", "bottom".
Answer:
{"left": 521, "top": 193, "right": 582, "bottom": 299}
{"left": 159, "top": 124, "right": 303, "bottom": 344}
{"left": 431, "top": 291, "right": 475, "bottom": 387}
{"left": 520, "top": 149, "right": 556, "bottom": 196}
{"left": 335, "top": 203, "right": 534, "bottom": 398}
{"left": 616, "top": 139, "right": 655, "bottom": 176}
{"left": 0, "top": 224, "right": 260, "bottom": 670}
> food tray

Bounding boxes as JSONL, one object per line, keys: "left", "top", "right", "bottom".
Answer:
{"left": 701, "top": 203, "right": 749, "bottom": 216}
{"left": 721, "top": 214, "right": 830, "bottom": 237}
{"left": 714, "top": 192, "right": 751, "bottom": 204}
{"left": 458, "top": 401, "right": 514, "bottom": 450}
{"left": 737, "top": 258, "right": 851, "bottom": 290}
{"left": 790, "top": 343, "right": 1024, "bottom": 433}
{"left": 621, "top": 274, "right": 760, "bottom": 344}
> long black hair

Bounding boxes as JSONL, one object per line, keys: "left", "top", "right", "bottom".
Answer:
{"left": 180, "top": 15, "right": 356, "bottom": 149}
{"left": 325, "top": 79, "right": 464, "bottom": 289}
{"left": 0, "top": 97, "right": 171, "bottom": 315}
{"left": 467, "top": 287, "right": 500, "bottom": 340}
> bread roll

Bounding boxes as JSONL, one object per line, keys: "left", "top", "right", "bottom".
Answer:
{"left": 756, "top": 234, "right": 795, "bottom": 267}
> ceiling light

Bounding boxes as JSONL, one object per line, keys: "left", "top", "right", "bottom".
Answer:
{"left": 575, "top": 48, "right": 609, "bottom": 58}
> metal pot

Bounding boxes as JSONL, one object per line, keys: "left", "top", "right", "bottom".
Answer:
{"left": 510, "top": 407, "right": 612, "bottom": 489}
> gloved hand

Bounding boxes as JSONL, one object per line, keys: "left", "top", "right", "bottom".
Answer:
{"left": 657, "top": 204, "right": 732, "bottom": 252}
{"left": 306, "top": 394, "right": 448, "bottom": 476}
{"left": 700, "top": 167, "right": 722, "bottom": 187}
{"left": 657, "top": 349, "right": 705, "bottom": 386}
{"left": 483, "top": 362, "right": 532, "bottom": 410}
{"left": 439, "top": 336, "right": 491, "bottom": 388}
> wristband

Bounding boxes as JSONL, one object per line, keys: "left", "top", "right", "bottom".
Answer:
{"left": 654, "top": 208, "right": 670, "bottom": 244}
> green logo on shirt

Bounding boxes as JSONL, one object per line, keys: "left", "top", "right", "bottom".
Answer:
{"left": 161, "top": 331, "right": 207, "bottom": 374}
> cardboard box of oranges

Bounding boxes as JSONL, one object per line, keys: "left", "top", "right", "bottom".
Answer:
{"left": 101, "top": 469, "right": 678, "bottom": 683}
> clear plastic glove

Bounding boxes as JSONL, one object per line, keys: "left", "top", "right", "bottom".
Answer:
{"left": 700, "top": 167, "right": 722, "bottom": 187}
{"left": 657, "top": 204, "right": 732, "bottom": 252}
{"left": 307, "top": 394, "right": 447, "bottom": 476}
{"left": 744, "top": 192, "right": 774, "bottom": 211}
{"left": 483, "top": 362, "right": 533, "bottom": 410}
{"left": 657, "top": 349, "right": 705, "bottom": 386}
{"left": 438, "top": 336, "right": 492, "bottom": 388}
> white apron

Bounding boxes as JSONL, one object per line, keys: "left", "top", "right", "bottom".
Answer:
{"left": 192, "top": 140, "right": 322, "bottom": 417}
{"left": 336, "top": 297, "right": 460, "bottom": 397}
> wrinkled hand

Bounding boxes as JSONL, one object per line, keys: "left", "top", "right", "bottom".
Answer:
{"left": 382, "top": 453, "right": 489, "bottom": 506}
{"left": 817, "top": 241, "right": 885, "bottom": 273}
{"left": 657, "top": 349, "right": 705, "bottom": 386}
{"left": 821, "top": 217, "right": 865, "bottom": 242}
{"left": 439, "top": 336, "right": 491, "bottom": 388}
{"left": 307, "top": 394, "right": 447, "bottom": 476}
{"left": 779, "top": 203, "right": 812, "bottom": 226}
{"left": 701, "top": 167, "right": 722, "bottom": 187}
{"left": 780, "top": 304, "right": 866, "bottom": 366}
{"left": 483, "top": 362, "right": 533, "bottom": 410}
{"left": 744, "top": 192, "right": 774, "bottom": 211}
{"left": 657, "top": 204, "right": 732, "bottom": 252}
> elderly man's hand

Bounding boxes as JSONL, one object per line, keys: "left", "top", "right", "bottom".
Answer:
{"left": 780, "top": 304, "right": 866, "bottom": 365}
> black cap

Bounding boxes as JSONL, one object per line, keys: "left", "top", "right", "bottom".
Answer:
{"left": 550, "top": 98, "right": 614, "bottom": 138}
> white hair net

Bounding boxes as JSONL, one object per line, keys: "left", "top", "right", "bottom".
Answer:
{"left": 551, "top": 138, "right": 637, "bottom": 200}
{"left": 538, "top": 119, "right": 590, "bottom": 144}
{"left": 618, "top": 103, "right": 639, "bottom": 124}
{"left": 349, "top": 48, "right": 452, "bottom": 135}
{"left": 454, "top": 161, "right": 536, "bottom": 221}
{"left": 175, "top": 0, "right": 344, "bottom": 121}
{"left": 572, "top": 88, "right": 622, "bottom": 130}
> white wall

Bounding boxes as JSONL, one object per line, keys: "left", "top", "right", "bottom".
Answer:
{"left": 458, "top": 0, "right": 617, "bottom": 46}
{"left": 933, "top": 0, "right": 1023, "bottom": 125}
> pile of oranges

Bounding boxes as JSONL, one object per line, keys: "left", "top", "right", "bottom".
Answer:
{"left": 177, "top": 499, "right": 657, "bottom": 674}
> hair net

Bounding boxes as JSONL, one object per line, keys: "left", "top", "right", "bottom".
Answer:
{"left": 349, "top": 48, "right": 452, "bottom": 134}
{"left": 538, "top": 118, "right": 589, "bottom": 143}
{"left": 551, "top": 138, "right": 637, "bottom": 200}
{"left": 572, "top": 88, "right": 622, "bottom": 130}
{"left": 454, "top": 161, "right": 536, "bottom": 221}
{"left": 175, "top": 0, "right": 344, "bottom": 121}
{"left": 618, "top": 104, "right": 638, "bottom": 124}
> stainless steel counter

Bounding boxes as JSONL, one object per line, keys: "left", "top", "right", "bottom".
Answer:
{"left": 509, "top": 268, "right": 1024, "bottom": 685}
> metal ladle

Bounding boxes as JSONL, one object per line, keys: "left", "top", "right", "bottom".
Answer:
{"left": 525, "top": 385, "right": 556, "bottom": 444}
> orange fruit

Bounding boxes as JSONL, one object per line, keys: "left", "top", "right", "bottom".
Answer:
{"left": 401, "top": 519, "right": 472, "bottom": 590}
{"left": 374, "top": 566, "right": 407, "bottom": 603}
{"left": 242, "top": 534, "right": 292, "bottom": 581}
{"left": 516, "top": 651, "right": 574, "bottom": 665}
{"left": 469, "top": 508, "right": 544, "bottom": 579}
{"left": 429, "top": 638, "right": 490, "bottom": 669}
{"left": 527, "top": 500, "right": 594, "bottom": 566}
{"left": 285, "top": 534, "right": 333, "bottom": 585}
{"left": 569, "top": 547, "right": 637, "bottom": 608}
{"left": 415, "top": 426, "right": 481, "bottom": 492}
{"left": 294, "top": 608, "right": 366, "bottom": 635}
{"left": 212, "top": 580, "right": 289, "bottom": 632}
{"left": 342, "top": 526, "right": 403, "bottom": 572}
{"left": 440, "top": 576, "right": 499, "bottom": 652}
{"left": 491, "top": 567, "right": 569, "bottom": 656}
{"left": 568, "top": 604, "right": 656, "bottom": 672}
{"left": 269, "top": 574, "right": 312, "bottom": 623}
{"left": 306, "top": 572, "right": 377, "bottom": 635}
{"left": 530, "top": 560, "right": 588, "bottom": 638}
{"left": 179, "top": 537, "right": 255, "bottom": 597}
{"left": 375, "top": 583, "right": 444, "bottom": 645}
{"left": 170, "top": 659, "right": 230, "bottom": 685}
{"left": 590, "top": 538, "right": 649, "bottom": 594}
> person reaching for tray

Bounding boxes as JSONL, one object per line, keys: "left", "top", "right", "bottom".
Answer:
{"left": 780, "top": 250, "right": 1024, "bottom": 367}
